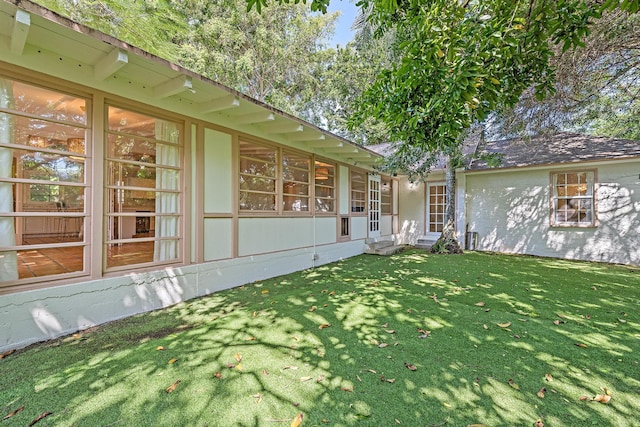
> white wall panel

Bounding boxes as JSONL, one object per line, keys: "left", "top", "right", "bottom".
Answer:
{"left": 203, "top": 128, "right": 232, "bottom": 213}
{"left": 315, "top": 216, "right": 338, "bottom": 245}
{"left": 465, "top": 162, "right": 640, "bottom": 265}
{"left": 351, "top": 216, "right": 367, "bottom": 240}
{"left": 397, "top": 177, "right": 425, "bottom": 244}
{"left": 204, "top": 218, "right": 233, "bottom": 261}
{"left": 381, "top": 216, "right": 393, "bottom": 236}
{"left": 238, "top": 217, "right": 314, "bottom": 256}
{"left": 339, "top": 165, "right": 350, "bottom": 215}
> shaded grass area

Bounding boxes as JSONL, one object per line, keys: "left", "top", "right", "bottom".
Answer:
{"left": 1, "top": 251, "right": 639, "bottom": 426}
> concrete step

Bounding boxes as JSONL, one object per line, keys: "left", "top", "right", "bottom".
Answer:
{"left": 374, "top": 244, "right": 406, "bottom": 256}
{"left": 415, "top": 237, "right": 436, "bottom": 249}
{"left": 364, "top": 238, "right": 402, "bottom": 255}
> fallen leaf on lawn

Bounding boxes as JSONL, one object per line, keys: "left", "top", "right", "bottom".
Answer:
{"left": 319, "top": 323, "right": 331, "bottom": 329}
{"left": 156, "top": 346, "right": 166, "bottom": 351}
{"left": 236, "top": 363, "right": 243, "bottom": 371}
{"left": 483, "top": 324, "right": 489, "bottom": 330}
{"left": 226, "top": 363, "right": 235, "bottom": 369}
{"left": 601, "top": 386, "right": 612, "bottom": 396}
{"left": 252, "top": 311, "right": 257, "bottom": 317}
{"left": 475, "top": 302, "right": 486, "bottom": 307}
{"left": 283, "top": 365, "right": 298, "bottom": 370}
{"left": 290, "top": 413, "right": 303, "bottom": 427}
{"left": 168, "top": 358, "right": 178, "bottom": 364}
{"left": 291, "top": 336, "right": 299, "bottom": 341}
{"left": 557, "top": 313, "right": 567, "bottom": 318}
{"left": 395, "top": 419, "right": 401, "bottom": 424}
{"left": 3, "top": 406, "right": 24, "bottom": 420}
{"left": 513, "top": 334, "right": 521, "bottom": 339}
{"left": 544, "top": 373, "right": 554, "bottom": 382}
{"left": 443, "top": 402, "right": 452, "bottom": 408}
{"left": 508, "top": 379, "right": 519, "bottom": 390}
{"left": 316, "top": 375, "right": 325, "bottom": 382}
{"left": 371, "top": 339, "right": 380, "bottom": 345}
{"left": 0, "top": 349, "right": 16, "bottom": 359}
{"left": 321, "top": 289, "right": 328, "bottom": 293}
{"left": 367, "top": 369, "right": 377, "bottom": 374}
{"left": 308, "top": 306, "right": 317, "bottom": 312}
{"left": 165, "top": 379, "right": 181, "bottom": 393}
{"left": 385, "top": 378, "right": 396, "bottom": 383}
{"left": 579, "top": 395, "right": 590, "bottom": 401}
{"left": 593, "top": 394, "right": 611, "bottom": 403}
{"left": 404, "top": 362, "right": 417, "bottom": 371}
{"left": 585, "top": 314, "right": 591, "bottom": 320}
{"left": 263, "top": 369, "right": 269, "bottom": 375}
{"left": 28, "top": 411, "right": 52, "bottom": 427}
{"left": 467, "top": 424, "right": 487, "bottom": 427}
{"left": 329, "top": 291, "right": 336, "bottom": 296}
{"left": 381, "top": 323, "right": 389, "bottom": 328}
{"left": 235, "top": 353, "right": 243, "bottom": 362}
{"left": 385, "top": 329, "right": 396, "bottom": 334}
{"left": 553, "top": 320, "right": 561, "bottom": 326}
{"left": 534, "top": 420, "right": 544, "bottom": 427}
{"left": 321, "top": 419, "right": 330, "bottom": 424}
{"left": 574, "top": 343, "right": 588, "bottom": 348}
{"left": 341, "top": 386, "right": 353, "bottom": 392}
{"left": 378, "top": 343, "right": 389, "bottom": 348}
{"left": 618, "top": 318, "right": 627, "bottom": 323}
{"left": 253, "top": 393, "right": 263, "bottom": 403}
{"left": 261, "top": 289, "right": 269, "bottom": 294}
{"left": 497, "top": 322, "right": 511, "bottom": 328}
{"left": 299, "top": 376, "right": 313, "bottom": 382}
{"left": 245, "top": 337, "right": 257, "bottom": 341}
{"left": 214, "top": 372, "right": 222, "bottom": 379}
{"left": 591, "top": 286, "right": 597, "bottom": 290}
{"left": 537, "top": 387, "right": 546, "bottom": 398}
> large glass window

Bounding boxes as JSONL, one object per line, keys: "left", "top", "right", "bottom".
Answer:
{"left": 552, "top": 171, "right": 595, "bottom": 226}
{"left": 351, "top": 170, "right": 366, "bottom": 213}
{"left": 0, "top": 77, "right": 88, "bottom": 286}
{"left": 314, "top": 161, "right": 335, "bottom": 213}
{"left": 105, "top": 106, "right": 182, "bottom": 269}
{"left": 381, "top": 178, "right": 392, "bottom": 214}
{"left": 239, "top": 141, "right": 277, "bottom": 211}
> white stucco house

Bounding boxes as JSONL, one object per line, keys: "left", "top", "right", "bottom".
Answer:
{"left": 1, "top": 0, "right": 638, "bottom": 352}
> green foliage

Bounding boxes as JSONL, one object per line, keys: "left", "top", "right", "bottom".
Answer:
{"left": 1, "top": 252, "right": 639, "bottom": 426}
{"left": 34, "top": 0, "right": 186, "bottom": 61}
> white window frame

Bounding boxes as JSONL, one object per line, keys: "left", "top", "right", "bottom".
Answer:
{"left": 550, "top": 170, "right": 597, "bottom": 227}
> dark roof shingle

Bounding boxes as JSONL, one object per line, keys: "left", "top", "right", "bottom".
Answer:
{"left": 468, "top": 132, "right": 640, "bottom": 170}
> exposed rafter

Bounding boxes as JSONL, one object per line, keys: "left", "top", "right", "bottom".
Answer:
{"left": 305, "top": 140, "right": 343, "bottom": 148}
{"left": 286, "top": 132, "right": 325, "bottom": 142}
{"left": 10, "top": 9, "right": 30, "bottom": 55}
{"left": 232, "top": 111, "right": 275, "bottom": 125}
{"left": 259, "top": 122, "right": 304, "bottom": 134}
{"left": 94, "top": 48, "right": 128, "bottom": 81}
{"left": 323, "top": 146, "right": 360, "bottom": 154}
{"left": 153, "top": 75, "right": 192, "bottom": 99}
{"left": 199, "top": 95, "right": 240, "bottom": 113}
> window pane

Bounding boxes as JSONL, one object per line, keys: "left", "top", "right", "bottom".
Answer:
{"left": 0, "top": 77, "right": 88, "bottom": 284}
{"left": 106, "top": 106, "right": 182, "bottom": 268}
{"left": 315, "top": 161, "right": 335, "bottom": 213}
{"left": 239, "top": 141, "right": 277, "bottom": 211}
{"left": 8, "top": 80, "right": 87, "bottom": 125}
{"left": 552, "top": 171, "right": 595, "bottom": 226}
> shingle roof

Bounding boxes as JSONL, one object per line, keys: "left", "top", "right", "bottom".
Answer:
{"left": 468, "top": 132, "right": 640, "bottom": 170}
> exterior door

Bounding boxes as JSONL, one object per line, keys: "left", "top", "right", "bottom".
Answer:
{"left": 426, "top": 183, "right": 446, "bottom": 240}
{"left": 368, "top": 174, "right": 381, "bottom": 238}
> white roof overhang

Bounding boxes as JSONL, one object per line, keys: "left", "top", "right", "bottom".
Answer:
{"left": 0, "top": 0, "right": 381, "bottom": 167}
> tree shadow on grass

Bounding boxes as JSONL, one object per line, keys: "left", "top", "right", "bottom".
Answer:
{"left": 1, "top": 251, "right": 638, "bottom": 426}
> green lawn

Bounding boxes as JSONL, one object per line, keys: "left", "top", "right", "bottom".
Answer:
{"left": 1, "top": 251, "right": 639, "bottom": 426}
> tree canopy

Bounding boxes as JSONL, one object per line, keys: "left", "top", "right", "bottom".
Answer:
{"left": 247, "top": 0, "right": 639, "bottom": 175}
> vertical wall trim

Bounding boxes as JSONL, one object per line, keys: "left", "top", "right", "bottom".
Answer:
{"left": 91, "top": 94, "right": 105, "bottom": 278}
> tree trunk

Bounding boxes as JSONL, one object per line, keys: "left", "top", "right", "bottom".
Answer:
{"left": 431, "top": 155, "right": 463, "bottom": 254}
